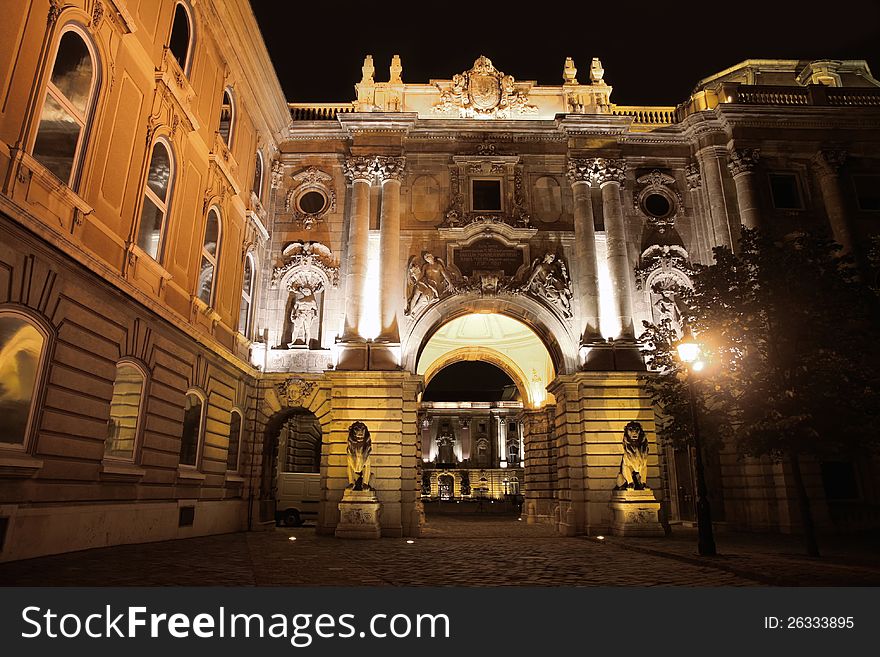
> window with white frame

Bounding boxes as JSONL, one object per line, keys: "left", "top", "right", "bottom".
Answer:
{"left": 197, "top": 208, "right": 221, "bottom": 306}
{"left": 179, "top": 391, "right": 203, "bottom": 467}
{"left": 239, "top": 252, "right": 255, "bottom": 336}
{"left": 31, "top": 26, "right": 99, "bottom": 187}
{"left": 0, "top": 310, "right": 48, "bottom": 448}
{"left": 227, "top": 409, "right": 242, "bottom": 471}
{"left": 136, "top": 140, "right": 174, "bottom": 260}
{"left": 104, "top": 361, "right": 146, "bottom": 460}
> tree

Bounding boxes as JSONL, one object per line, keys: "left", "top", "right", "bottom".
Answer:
{"left": 641, "top": 227, "right": 880, "bottom": 556}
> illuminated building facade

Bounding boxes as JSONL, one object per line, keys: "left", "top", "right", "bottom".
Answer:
{"left": 1, "top": 0, "right": 879, "bottom": 560}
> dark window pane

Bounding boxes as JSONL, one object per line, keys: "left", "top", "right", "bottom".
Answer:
{"left": 298, "top": 190, "right": 326, "bottom": 214}
{"left": 242, "top": 257, "right": 253, "bottom": 297}
{"left": 146, "top": 143, "right": 171, "bottom": 200}
{"left": 644, "top": 193, "right": 671, "bottom": 217}
{"left": 219, "top": 90, "right": 232, "bottom": 144}
{"left": 252, "top": 154, "right": 263, "bottom": 198}
{"left": 769, "top": 173, "right": 802, "bottom": 209}
{"left": 179, "top": 393, "right": 201, "bottom": 466}
{"left": 137, "top": 196, "right": 164, "bottom": 258}
{"left": 472, "top": 180, "right": 501, "bottom": 211}
{"left": 203, "top": 211, "right": 219, "bottom": 255}
{"left": 198, "top": 257, "right": 215, "bottom": 305}
{"left": 32, "top": 94, "right": 80, "bottom": 183}
{"left": 0, "top": 316, "right": 43, "bottom": 445}
{"left": 238, "top": 297, "right": 250, "bottom": 335}
{"left": 169, "top": 4, "right": 191, "bottom": 71}
{"left": 227, "top": 411, "right": 241, "bottom": 470}
{"left": 853, "top": 175, "right": 880, "bottom": 211}
{"left": 51, "top": 31, "right": 93, "bottom": 116}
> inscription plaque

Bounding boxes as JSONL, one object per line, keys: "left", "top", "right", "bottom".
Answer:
{"left": 453, "top": 238, "right": 524, "bottom": 277}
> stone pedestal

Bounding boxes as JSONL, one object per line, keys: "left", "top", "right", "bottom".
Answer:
{"left": 335, "top": 489, "right": 382, "bottom": 539}
{"left": 609, "top": 489, "right": 665, "bottom": 537}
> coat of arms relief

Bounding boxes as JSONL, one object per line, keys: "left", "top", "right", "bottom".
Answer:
{"left": 433, "top": 56, "right": 538, "bottom": 119}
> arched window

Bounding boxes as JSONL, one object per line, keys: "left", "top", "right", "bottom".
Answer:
{"left": 252, "top": 150, "right": 264, "bottom": 200}
{"left": 32, "top": 26, "right": 98, "bottom": 187}
{"left": 227, "top": 409, "right": 242, "bottom": 471}
{"left": 0, "top": 310, "right": 48, "bottom": 448}
{"left": 136, "top": 140, "right": 174, "bottom": 260}
{"left": 168, "top": 2, "right": 194, "bottom": 75}
{"left": 179, "top": 390, "right": 204, "bottom": 467}
{"left": 198, "top": 208, "right": 221, "bottom": 306}
{"left": 104, "top": 361, "right": 146, "bottom": 460}
{"left": 239, "top": 252, "right": 255, "bottom": 336}
{"left": 219, "top": 88, "right": 234, "bottom": 147}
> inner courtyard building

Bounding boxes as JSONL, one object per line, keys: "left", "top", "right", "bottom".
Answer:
{"left": 1, "top": 0, "right": 879, "bottom": 560}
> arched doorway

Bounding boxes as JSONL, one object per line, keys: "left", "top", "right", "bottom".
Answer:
{"left": 261, "top": 407, "right": 322, "bottom": 526}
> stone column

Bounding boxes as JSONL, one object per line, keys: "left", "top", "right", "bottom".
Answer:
{"left": 341, "top": 156, "right": 375, "bottom": 342}
{"left": 812, "top": 149, "right": 854, "bottom": 255}
{"left": 728, "top": 147, "right": 762, "bottom": 230}
{"left": 497, "top": 416, "right": 508, "bottom": 468}
{"left": 595, "top": 158, "right": 636, "bottom": 340}
{"left": 375, "top": 156, "right": 406, "bottom": 342}
{"left": 566, "top": 158, "right": 602, "bottom": 343}
{"left": 695, "top": 146, "right": 734, "bottom": 249}
{"left": 685, "top": 162, "right": 712, "bottom": 262}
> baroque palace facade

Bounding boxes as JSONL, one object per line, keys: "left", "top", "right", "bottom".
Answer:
{"left": 1, "top": 0, "right": 879, "bottom": 560}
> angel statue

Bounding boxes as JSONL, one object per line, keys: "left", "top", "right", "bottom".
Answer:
{"left": 404, "top": 252, "right": 458, "bottom": 316}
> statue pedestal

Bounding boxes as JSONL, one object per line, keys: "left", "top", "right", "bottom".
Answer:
{"left": 336, "top": 489, "right": 382, "bottom": 539}
{"left": 609, "top": 489, "right": 665, "bottom": 537}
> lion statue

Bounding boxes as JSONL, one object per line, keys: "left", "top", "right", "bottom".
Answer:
{"left": 346, "top": 421, "right": 372, "bottom": 491}
{"left": 614, "top": 421, "right": 649, "bottom": 491}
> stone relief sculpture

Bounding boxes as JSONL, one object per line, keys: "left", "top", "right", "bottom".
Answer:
{"left": 346, "top": 421, "right": 372, "bottom": 491}
{"left": 614, "top": 421, "right": 649, "bottom": 491}
{"left": 404, "top": 252, "right": 460, "bottom": 316}
{"left": 288, "top": 286, "right": 318, "bottom": 347}
{"left": 514, "top": 253, "right": 573, "bottom": 318}
{"left": 432, "top": 56, "right": 537, "bottom": 119}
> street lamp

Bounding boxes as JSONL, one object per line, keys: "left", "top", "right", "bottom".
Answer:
{"left": 676, "top": 329, "right": 717, "bottom": 557}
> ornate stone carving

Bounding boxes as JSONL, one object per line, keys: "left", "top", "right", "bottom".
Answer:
{"left": 48, "top": 0, "right": 61, "bottom": 24}
{"left": 635, "top": 244, "right": 693, "bottom": 336}
{"left": 590, "top": 58, "right": 605, "bottom": 84}
{"left": 270, "top": 159, "right": 283, "bottom": 189}
{"left": 727, "top": 148, "right": 760, "bottom": 176}
{"left": 443, "top": 168, "right": 464, "bottom": 226}
{"left": 633, "top": 169, "right": 682, "bottom": 232}
{"left": 512, "top": 253, "right": 573, "bottom": 318}
{"left": 342, "top": 156, "right": 376, "bottom": 184}
{"left": 288, "top": 287, "right": 318, "bottom": 347}
{"left": 685, "top": 162, "right": 702, "bottom": 190}
{"left": 284, "top": 166, "right": 336, "bottom": 229}
{"left": 405, "top": 252, "right": 461, "bottom": 316}
{"left": 271, "top": 241, "right": 339, "bottom": 290}
{"left": 563, "top": 57, "right": 578, "bottom": 85}
{"left": 92, "top": 0, "right": 105, "bottom": 26}
{"left": 566, "top": 158, "right": 594, "bottom": 185}
{"left": 512, "top": 166, "right": 531, "bottom": 227}
{"left": 593, "top": 158, "right": 627, "bottom": 186}
{"left": 614, "top": 421, "right": 649, "bottom": 490}
{"left": 432, "top": 56, "right": 538, "bottom": 119}
{"left": 277, "top": 378, "right": 316, "bottom": 407}
{"left": 374, "top": 156, "right": 406, "bottom": 183}
{"left": 812, "top": 149, "right": 847, "bottom": 176}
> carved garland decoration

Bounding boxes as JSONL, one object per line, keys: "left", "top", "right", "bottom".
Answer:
{"left": 433, "top": 56, "right": 538, "bottom": 119}
{"left": 633, "top": 169, "right": 683, "bottom": 233}
{"left": 283, "top": 167, "right": 337, "bottom": 229}
{"left": 271, "top": 241, "right": 340, "bottom": 292}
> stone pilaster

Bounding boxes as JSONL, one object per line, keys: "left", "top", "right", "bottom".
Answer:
{"left": 695, "top": 146, "right": 736, "bottom": 249}
{"left": 338, "top": 156, "right": 375, "bottom": 367}
{"left": 812, "top": 149, "right": 855, "bottom": 255}
{"left": 728, "top": 147, "right": 762, "bottom": 230}
{"left": 375, "top": 156, "right": 406, "bottom": 346}
{"left": 519, "top": 407, "right": 556, "bottom": 525}
{"left": 566, "top": 158, "right": 602, "bottom": 345}
{"left": 594, "top": 158, "right": 636, "bottom": 341}
{"left": 685, "top": 161, "right": 713, "bottom": 262}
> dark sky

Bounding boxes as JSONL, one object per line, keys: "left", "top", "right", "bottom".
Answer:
{"left": 250, "top": 0, "right": 880, "bottom": 106}
{"left": 423, "top": 362, "right": 515, "bottom": 402}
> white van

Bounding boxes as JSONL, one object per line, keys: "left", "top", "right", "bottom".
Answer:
{"left": 276, "top": 472, "right": 321, "bottom": 526}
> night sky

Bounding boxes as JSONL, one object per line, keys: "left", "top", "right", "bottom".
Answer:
{"left": 422, "top": 362, "right": 516, "bottom": 402}
{"left": 250, "top": 0, "right": 880, "bottom": 106}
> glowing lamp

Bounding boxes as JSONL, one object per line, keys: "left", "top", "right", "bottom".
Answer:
{"left": 676, "top": 328, "right": 701, "bottom": 364}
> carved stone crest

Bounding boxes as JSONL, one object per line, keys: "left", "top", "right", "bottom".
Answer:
{"left": 277, "top": 378, "right": 316, "bottom": 407}
{"left": 433, "top": 56, "right": 537, "bottom": 119}
{"left": 271, "top": 241, "right": 339, "bottom": 291}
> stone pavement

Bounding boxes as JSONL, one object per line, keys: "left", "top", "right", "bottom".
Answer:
{"left": 0, "top": 516, "right": 877, "bottom": 587}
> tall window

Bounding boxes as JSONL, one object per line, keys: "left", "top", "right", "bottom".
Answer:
{"left": 137, "top": 140, "right": 174, "bottom": 260}
{"left": 168, "top": 2, "right": 193, "bottom": 74}
{"left": 239, "top": 253, "right": 255, "bottom": 336}
{"left": 219, "top": 89, "right": 234, "bottom": 147}
{"left": 198, "top": 209, "right": 221, "bottom": 305}
{"left": 252, "top": 151, "right": 264, "bottom": 200}
{"left": 179, "top": 391, "right": 203, "bottom": 467}
{"left": 32, "top": 27, "right": 98, "bottom": 186}
{"left": 104, "top": 362, "right": 146, "bottom": 460}
{"left": 227, "top": 409, "right": 242, "bottom": 471}
{"left": 0, "top": 311, "right": 47, "bottom": 448}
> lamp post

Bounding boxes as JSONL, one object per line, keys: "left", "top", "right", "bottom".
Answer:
{"left": 676, "top": 331, "right": 717, "bottom": 557}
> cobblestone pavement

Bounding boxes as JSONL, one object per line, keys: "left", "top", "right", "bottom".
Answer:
{"left": 1, "top": 516, "right": 877, "bottom": 587}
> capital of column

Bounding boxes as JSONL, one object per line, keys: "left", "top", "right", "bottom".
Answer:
{"left": 812, "top": 149, "right": 847, "bottom": 177}
{"left": 343, "top": 156, "right": 377, "bottom": 184}
{"left": 374, "top": 156, "right": 407, "bottom": 184}
{"left": 566, "top": 158, "right": 594, "bottom": 186}
{"left": 594, "top": 158, "right": 626, "bottom": 187}
{"left": 727, "top": 148, "right": 760, "bottom": 177}
{"left": 685, "top": 162, "right": 702, "bottom": 190}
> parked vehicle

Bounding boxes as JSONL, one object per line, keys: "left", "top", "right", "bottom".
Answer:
{"left": 275, "top": 472, "right": 321, "bottom": 526}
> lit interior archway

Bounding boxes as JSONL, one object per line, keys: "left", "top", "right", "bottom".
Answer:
{"left": 417, "top": 313, "right": 556, "bottom": 408}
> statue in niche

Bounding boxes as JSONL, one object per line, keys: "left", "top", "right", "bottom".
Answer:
{"left": 404, "top": 252, "right": 459, "bottom": 316}
{"left": 516, "top": 253, "right": 573, "bottom": 317}
{"left": 288, "top": 286, "right": 318, "bottom": 348}
{"left": 460, "top": 471, "right": 471, "bottom": 496}
{"left": 652, "top": 283, "right": 685, "bottom": 336}
{"left": 346, "top": 421, "right": 372, "bottom": 491}
{"left": 437, "top": 427, "right": 456, "bottom": 465}
{"left": 614, "top": 421, "right": 650, "bottom": 491}
{"left": 421, "top": 471, "right": 432, "bottom": 496}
